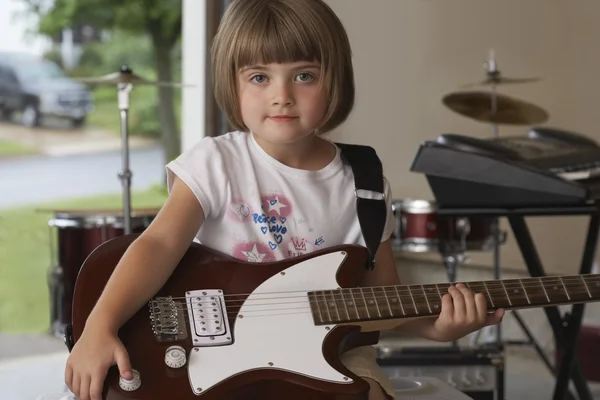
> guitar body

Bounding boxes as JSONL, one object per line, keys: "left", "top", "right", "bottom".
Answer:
{"left": 71, "top": 234, "right": 379, "bottom": 400}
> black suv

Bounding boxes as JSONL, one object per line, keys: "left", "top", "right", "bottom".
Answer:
{"left": 0, "top": 52, "right": 93, "bottom": 128}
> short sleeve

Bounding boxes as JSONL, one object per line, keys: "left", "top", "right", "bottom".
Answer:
{"left": 381, "top": 176, "right": 396, "bottom": 242}
{"left": 165, "top": 137, "right": 228, "bottom": 219}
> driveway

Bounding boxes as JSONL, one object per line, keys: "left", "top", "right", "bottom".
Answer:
{"left": 0, "top": 121, "right": 164, "bottom": 208}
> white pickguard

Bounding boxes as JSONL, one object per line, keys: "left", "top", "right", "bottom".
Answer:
{"left": 187, "top": 251, "right": 352, "bottom": 395}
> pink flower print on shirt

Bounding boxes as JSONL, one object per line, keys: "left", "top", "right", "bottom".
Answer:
{"left": 232, "top": 242, "right": 276, "bottom": 262}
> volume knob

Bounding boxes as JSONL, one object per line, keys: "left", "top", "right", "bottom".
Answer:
{"left": 119, "top": 369, "right": 141, "bottom": 391}
{"left": 165, "top": 345, "right": 187, "bottom": 368}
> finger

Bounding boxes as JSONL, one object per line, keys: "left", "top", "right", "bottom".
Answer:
{"left": 65, "top": 363, "right": 73, "bottom": 391}
{"left": 449, "top": 285, "right": 466, "bottom": 322}
{"left": 90, "top": 369, "right": 108, "bottom": 400}
{"left": 485, "top": 308, "right": 505, "bottom": 326}
{"left": 457, "top": 284, "right": 477, "bottom": 322}
{"left": 79, "top": 374, "right": 91, "bottom": 400}
{"left": 115, "top": 346, "right": 133, "bottom": 380}
{"left": 474, "top": 292, "right": 488, "bottom": 324}
{"left": 440, "top": 293, "right": 454, "bottom": 317}
{"left": 72, "top": 372, "right": 81, "bottom": 399}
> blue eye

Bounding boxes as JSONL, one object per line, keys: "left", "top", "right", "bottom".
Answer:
{"left": 250, "top": 74, "right": 267, "bottom": 84}
{"left": 296, "top": 73, "right": 314, "bottom": 82}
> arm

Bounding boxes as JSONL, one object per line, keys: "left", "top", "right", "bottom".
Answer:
{"left": 360, "top": 240, "right": 504, "bottom": 342}
{"left": 85, "top": 176, "right": 205, "bottom": 333}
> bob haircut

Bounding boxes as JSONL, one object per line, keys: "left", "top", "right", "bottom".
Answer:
{"left": 211, "top": 0, "right": 355, "bottom": 134}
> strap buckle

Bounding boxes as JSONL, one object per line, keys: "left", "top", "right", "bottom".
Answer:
{"left": 355, "top": 189, "right": 386, "bottom": 201}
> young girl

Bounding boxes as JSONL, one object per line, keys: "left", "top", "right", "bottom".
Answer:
{"left": 61, "top": 1, "right": 504, "bottom": 399}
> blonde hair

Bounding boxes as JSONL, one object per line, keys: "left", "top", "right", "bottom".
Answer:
{"left": 211, "top": 0, "right": 354, "bottom": 134}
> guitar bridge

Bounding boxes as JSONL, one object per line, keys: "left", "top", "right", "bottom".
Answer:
{"left": 149, "top": 296, "right": 188, "bottom": 342}
{"left": 185, "top": 289, "right": 233, "bottom": 346}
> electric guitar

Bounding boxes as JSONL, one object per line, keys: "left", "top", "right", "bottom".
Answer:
{"left": 67, "top": 234, "right": 600, "bottom": 400}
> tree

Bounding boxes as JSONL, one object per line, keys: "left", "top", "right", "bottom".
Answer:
{"left": 23, "top": 0, "right": 182, "bottom": 164}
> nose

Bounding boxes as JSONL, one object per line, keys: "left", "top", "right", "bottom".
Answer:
{"left": 271, "top": 80, "right": 295, "bottom": 107}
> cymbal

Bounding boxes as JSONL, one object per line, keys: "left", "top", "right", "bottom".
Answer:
{"left": 442, "top": 91, "right": 549, "bottom": 125}
{"left": 461, "top": 75, "right": 541, "bottom": 88}
{"left": 75, "top": 66, "right": 194, "bottom": 87}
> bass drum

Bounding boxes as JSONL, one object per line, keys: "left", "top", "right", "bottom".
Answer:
{"left": 47, "top": 208, "right": 158, "bottom": 337}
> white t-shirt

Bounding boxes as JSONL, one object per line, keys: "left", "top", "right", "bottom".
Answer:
{"left": 165, "top": 131, "right": 395, "bottom": 262}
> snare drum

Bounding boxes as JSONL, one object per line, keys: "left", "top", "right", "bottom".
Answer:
{"left": 47, "top": 208, "right": 158, "bottom": 336}
{"left": 392, "top": 199, "right": 494, "bottom": 253}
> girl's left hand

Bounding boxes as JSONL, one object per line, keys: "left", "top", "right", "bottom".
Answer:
{"left": 432, "top": 283, "right": 505, "bottom": 342}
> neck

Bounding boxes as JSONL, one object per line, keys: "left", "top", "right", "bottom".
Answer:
{"left": 308, "top": 274, "right": 600, "bottom": 330}
{"left": 252, "top": 132, "right": 333, "bottom": 170}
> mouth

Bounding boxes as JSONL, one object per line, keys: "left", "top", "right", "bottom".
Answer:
{"left": 269, "top": 116, "right": 298, "bottom": 123}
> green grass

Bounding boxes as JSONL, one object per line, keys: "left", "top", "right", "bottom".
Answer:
{"left": 0, "top": 187, "right": 168, "bottom": 333}
{"left": 0, "top": 140, "right": 39, "bottom": 158}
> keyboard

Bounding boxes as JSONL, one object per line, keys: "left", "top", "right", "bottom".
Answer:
{"left": 409, "top": 127, "right": 600, "bottom": 208}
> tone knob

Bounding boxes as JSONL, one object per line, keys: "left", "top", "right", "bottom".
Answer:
{"left": 165, "top": 345, "right": 187, "bottom": 368}
{"left": 119, "top": 369, "right": 141, "bottom": 391}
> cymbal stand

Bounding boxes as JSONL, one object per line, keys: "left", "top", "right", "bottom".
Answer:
{"left": 117, "top": 66, "right": 134, "bottom": 234}
{"left": 485, "top": 48, "right": 500, "bottom": 139}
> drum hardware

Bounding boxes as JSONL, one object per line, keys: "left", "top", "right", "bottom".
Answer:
{"left": 74, "top": 66, "right": 194, "bottom": 234}
{"left": 41, "top": 208, "right": 158, "bottom": 337}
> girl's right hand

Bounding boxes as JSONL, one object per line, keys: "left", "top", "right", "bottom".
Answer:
{"left": 65, "top": 327, "right": 132, "bottom": 400}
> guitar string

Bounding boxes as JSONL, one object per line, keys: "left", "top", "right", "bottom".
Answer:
{"left": 173, "top": 286, "right": 600, "bottom": 308}
{"left": 155, "top": 291, "right": 600, "bottom": 321}
{"left": 153, "top": 275, "right": 600, "bottom": 301}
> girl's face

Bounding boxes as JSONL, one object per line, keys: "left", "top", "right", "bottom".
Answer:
{"left": 237, "top": 61, "right": 327, "bottom": 145}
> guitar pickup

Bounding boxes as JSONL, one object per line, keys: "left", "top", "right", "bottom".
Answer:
{"left": 186, "top": 289, "right": 233, "bottom": 346}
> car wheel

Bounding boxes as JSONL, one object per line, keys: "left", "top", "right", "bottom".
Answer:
{"left": 22, "top": 104, "right": 41, "bottom": 128}
{"left": 0, "top": 107, "right": 13, "bottom": 121}
{"left": 71, "top": 116, "right": 86, "bottom": 128}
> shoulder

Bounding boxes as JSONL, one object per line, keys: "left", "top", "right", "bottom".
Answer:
{"left": 172, "top": 131, "right": 250, "bottom": 165}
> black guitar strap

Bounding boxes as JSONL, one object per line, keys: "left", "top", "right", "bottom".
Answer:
{"left": 336, "top": 143, "right": 388, "bottom": 270}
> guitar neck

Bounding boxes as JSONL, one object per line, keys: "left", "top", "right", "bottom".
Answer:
{"left": 307, "top": 274, "right": 600, "bottom": 325}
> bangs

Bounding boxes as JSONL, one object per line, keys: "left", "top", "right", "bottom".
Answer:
{"left": 231, "top": 7, "right": 324, "bottom": 70}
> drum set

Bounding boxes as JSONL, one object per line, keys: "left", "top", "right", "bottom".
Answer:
{"left": 43, "top": 66, "right": 189, "bottom": 337}
{"left": 389, "top": 49, "right": 548, "bottom": 348}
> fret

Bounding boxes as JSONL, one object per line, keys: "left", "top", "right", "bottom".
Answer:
{"left": 372, "top": 286, "right": 394, "bottom": 317}
{"left": 320, "top": 291, "right": 333, "bottom": 322}
{"left": 540, "top": 277, "right": 570, "bottom": 304}
{"left": 500, "top": 281, "right": 512, "bottom": 306}
{"left": 396, "top": 285, "right": 417, "bottom": 316}
{"left": 421, "top": 285, "right": 432, "bottom": 313}
{"left": 360, "top": 288, "right": 381, "bottom": 320}
{"left": 517, "top": 279, "right": 530, "bottom": 305}
{"left": 349, "top": 288, "right": 369, "bottom": 321}
{"left": 482, "top": 281, "right": 494, "bottom": 307}
{"left": 348, "top": 288, "right": 362, "bottom": 320}
{"left": 370, "top": 287, "right": 383, "bottom": 318}
{"left": 518, "top": 278, "right": 550, "bottom": 306}
{"left": 339, "top": 289, "right": 352, "bottom": 320}
{"left": 309, "top": 292, "right": 324, "bottom": 324}
{"left": 407, "top": 286, "right": 419, "bottom": 315}
{"left": 422, "top": 284, "right": 442, "bottom": 314}
{"left": 559, "top": 277, "right": 571, "bottom": 301}
{"left": 408, "top": 285, "right": 430, "bottom": 315}
{"left": 394, "top": 285, "right": 406, "bottom": 316}
{"left": 583, "top": 275, "right": 600, "bottom": 298}
{"left": 581, "top": 276, "right": 592, "bottom": 298}
{"left": 501, "top": 279, "right": 531, "bottom": 308}
{"left": 561, "top": 276, "right": 592, "bottom": 302}
{"left": 481, "top": 281, "right": 511, "bottom": 309}
{"left": 383, "top": 286, "right": 405, "bottom": 317}
{"left": 324, "top": 290, "right": 341, "bottom": 322}
{"left": 358, "top": 288, "right": 371, "bottom": 319}
{"left": 539, "top": 277, "right": 550, "bottom": 303}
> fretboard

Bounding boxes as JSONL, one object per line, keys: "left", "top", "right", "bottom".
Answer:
{"left": 307, "top": 274, "right": 600, "bottom": 325}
